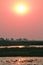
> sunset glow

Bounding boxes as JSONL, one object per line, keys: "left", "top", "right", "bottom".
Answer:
{"left": 0, "top": 0, "right": 43, "bottom": 40}
{"left": 12, "top": 2, "right": 29, "bottom": 15}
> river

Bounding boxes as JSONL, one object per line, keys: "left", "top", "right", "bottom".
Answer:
{"left": 0, "top": 57, "right": 43, "bottom": 65}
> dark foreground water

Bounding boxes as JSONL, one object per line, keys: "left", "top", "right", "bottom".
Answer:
{"left": 0, "top": 57, "right": 43, "bottom": 65}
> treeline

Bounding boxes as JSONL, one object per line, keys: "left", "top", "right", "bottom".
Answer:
{"left": 0, "top": 47, "right": 43, "bottom": 57}
{"left": 0, "top": 38, "right": 43, "bottom": 46}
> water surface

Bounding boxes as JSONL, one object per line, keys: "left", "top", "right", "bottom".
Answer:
{"left": 0, "top": 45, "right": 43, "bottom": 48}
{"left": 0, "top": 57, "right": 43, "bottom": 65}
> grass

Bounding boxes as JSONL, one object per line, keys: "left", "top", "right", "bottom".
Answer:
{"left": 0, "top": 47, "right": 43, "bottom": 57}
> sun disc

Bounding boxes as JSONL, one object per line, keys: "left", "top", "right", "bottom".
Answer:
{"left": 12, "top": 2, "right": 30, "bottom": 15}
{"left": 17, "top": 6, "right": 25, "bottom": 13}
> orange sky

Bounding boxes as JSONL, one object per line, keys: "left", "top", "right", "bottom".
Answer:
{"left": 0, "top": 0, "right": 43, "bottom": 40}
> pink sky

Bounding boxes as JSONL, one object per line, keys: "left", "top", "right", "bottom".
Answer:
{"left": 0, "top": 0, "right": 43, "bottom": 40}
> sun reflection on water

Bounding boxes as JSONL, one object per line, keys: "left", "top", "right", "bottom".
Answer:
{"left": 0, "top": 57, "right": 43, "bottom": 65}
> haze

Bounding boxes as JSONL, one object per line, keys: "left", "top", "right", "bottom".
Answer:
{"left": 0, "top": 0, "right": 43, "bottom": 40}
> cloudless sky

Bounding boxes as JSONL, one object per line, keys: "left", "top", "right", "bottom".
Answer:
{"left": 0, "top": 0, "right": 43, "bottom": 40}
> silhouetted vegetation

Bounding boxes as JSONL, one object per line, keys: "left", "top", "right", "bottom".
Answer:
{"left": 0, "top": 38, "right": 43, "bottom": 46}
{"left": 0, "top": 38, "right": 43, "bottom": 57}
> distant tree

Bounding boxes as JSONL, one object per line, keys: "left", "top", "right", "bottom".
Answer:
{"left": 5, "top": 38, "right": 9, "bottom": 41}
{"left": 16, "top": 38, "right": 22, "bottom": 41}
{"left": 0, "top": 38, "right": 4, "bottom": 41}
{"left": 23, "top": 38, "right": 28, "bottom": 41}
{"left": 11, "top": 38, "right": 14, "bottom": 41}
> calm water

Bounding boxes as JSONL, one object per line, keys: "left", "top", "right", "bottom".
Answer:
{"left": 0, "top": 57, "right": 43, "bottom": 65}
{"left": 0, "top": 46, "right": 43, "bottom": 65}
{"left": 0, "top": 45, "right": 43, "bottom": 48}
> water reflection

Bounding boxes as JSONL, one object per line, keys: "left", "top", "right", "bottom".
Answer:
{"left": 0, "top": 46, "right": 25, "bottom": 48}
{"left": 0, "top": 57, "right": 43, "bottom": 65}
{"left": 0, "top": 45, "right": 43, "bottom": 48}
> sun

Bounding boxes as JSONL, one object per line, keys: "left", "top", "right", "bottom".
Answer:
{"left": 12, "top": 2, "right": 30, "bottom": 15}
{"left": 15, "top": 3, "right": 28, "bottom": 15}
{"left": 17, "top": 5, "right": 25, "bottom": 13}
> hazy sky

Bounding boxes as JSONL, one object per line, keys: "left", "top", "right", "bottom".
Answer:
{"left": 0, "top": 0, "right": 43, "bottom": 40}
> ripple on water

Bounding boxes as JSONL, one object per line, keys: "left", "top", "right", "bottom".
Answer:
{"left": 0, "top": 57, "right": 43, "bottom": 65}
